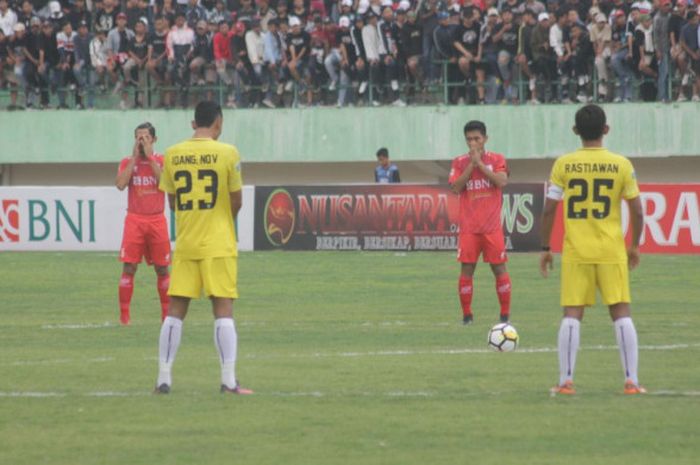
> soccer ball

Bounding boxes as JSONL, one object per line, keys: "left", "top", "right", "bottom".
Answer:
{"left": 487, "top": 323, "right": 519, "bottom": 352}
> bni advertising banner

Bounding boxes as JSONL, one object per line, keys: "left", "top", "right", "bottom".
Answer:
{"left": 254, "top": 184, "right": 543, "bottom": 251}
{"left": 0, "top": 186, "right": 255, "bottom": 252}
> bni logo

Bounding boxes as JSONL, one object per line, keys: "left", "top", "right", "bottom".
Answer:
{"left": 0, "top": 199, "right": 20, "bottom": 242}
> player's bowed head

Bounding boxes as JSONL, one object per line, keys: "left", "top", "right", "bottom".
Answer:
{"left": 191, "top": 101, "right": 224, "bottom": 141}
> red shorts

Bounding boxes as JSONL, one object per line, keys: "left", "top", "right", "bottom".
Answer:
{"left": 119, "top": 213, "right": 171, "bottom": 266}
{"left": 457, "top": 230, "right": 507, "bottom": 264}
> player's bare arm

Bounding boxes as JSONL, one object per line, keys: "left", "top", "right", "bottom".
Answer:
{"left": 539, "top": 197, "right": 559, "bottom": 277}
{"left": 230, "top": 190, "right": 242, "bottom": 220}
{"left": 627, "top": 196, "right": 643, "bottom": 270}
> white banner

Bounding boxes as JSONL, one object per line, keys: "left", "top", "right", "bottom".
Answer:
{"left": 0, "top": 186, "right": 255, "bottom": 252}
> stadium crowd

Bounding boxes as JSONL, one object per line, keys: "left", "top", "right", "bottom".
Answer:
{"left": 0, "top": 0, "right": 699, "bottom": 109}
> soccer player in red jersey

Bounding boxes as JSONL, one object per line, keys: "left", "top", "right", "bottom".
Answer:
{"left": 115, "top": 123, "right": 171, "bottom": 325}
{"left": 448, "top": 120, "right": 511, "bottom": 325}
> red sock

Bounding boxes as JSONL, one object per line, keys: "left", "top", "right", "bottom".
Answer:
{"left": 458, "top": 275, "right": 473, "bottom": 317}
{"left": 119, "top": 273, "right": 134, "bottom": 324}
{"left": 496, "top": 273, "right": 511, "bottom": 317}
{"left": 157, "top": 273, "right": 170, "bottom": 322}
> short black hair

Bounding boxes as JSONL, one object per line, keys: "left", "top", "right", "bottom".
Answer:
{"left": 464, "top": 120, "right": 487, "bottom": 136}
{"left": 194, "top": 101, "right": 223, "bottom": 128}
{"left": 575, "top": 104, "right": 606, "bottom": 141}
{"left": 134, "top": 122, "right": 156, "bottom": 137}
{"left": 376, "top": 147, "right": 389, "bottom": 158}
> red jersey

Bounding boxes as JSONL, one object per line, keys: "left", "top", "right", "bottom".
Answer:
{"left": 448, "top": 151, "right": 507, "bottom": 234}
{"left": 118, "top": 154, "right": 165, "bottom": 216}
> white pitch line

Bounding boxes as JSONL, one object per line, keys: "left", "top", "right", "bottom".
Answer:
{"left": 0, "top": 391, "right": 65, "bottom": 398}
{"left": 41, "top": 322, "right": 115, "bottom": 330}
{"left": 649, "top": 390, "right": 700, "bottom": 397}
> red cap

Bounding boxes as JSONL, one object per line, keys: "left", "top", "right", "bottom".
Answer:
{"left": 234, "top": 21, "right": 246, "bottom": 34}
{"left": 117, "top": 12, "right": 127, "bottom": 20}
{"left": 613, "top": 9, "right": 625, "bottom": 17}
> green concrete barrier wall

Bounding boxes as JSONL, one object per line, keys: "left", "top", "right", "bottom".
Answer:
{"left": 0, "top": 103, "right": 697, "bottom": 164}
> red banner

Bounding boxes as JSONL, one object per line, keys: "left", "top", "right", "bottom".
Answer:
{"left": 551, "top": 184, "right": 700, "bottom": 254}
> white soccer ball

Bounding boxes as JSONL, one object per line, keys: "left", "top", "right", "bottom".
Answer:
{"left": 487, "top": 323, "right": 519, "bottom": 352}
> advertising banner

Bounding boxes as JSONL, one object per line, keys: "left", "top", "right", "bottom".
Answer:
{"left": 550, "top": 184, "right": 700, "bottom": 254}
{"left": 254, "top": 184, "right": 544, "bottom": 252}
{"left": 0, "top": 186, "right": 255, "bottom": 252}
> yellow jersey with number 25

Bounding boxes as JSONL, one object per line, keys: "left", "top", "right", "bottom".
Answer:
{"left": 159, "top": 138, "right": 242, "bottom": 260}
{"left": 549, "top": 147, "right": 639, "bottom": 264}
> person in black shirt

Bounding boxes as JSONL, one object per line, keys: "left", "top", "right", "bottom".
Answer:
{"left": 569, "top": 22, "right": 593, "bottom": 102}
{"left": 123, "top": 18, "right": 150, "bottom": 106}
{"left": 333, "top": 16, "right": 354, "bottom": 106}
{"left": 67, "top": 0, "right": 90, "bottom": 31}
{"left": 16, "top": 0, "right": 36, "bottom": 29}
{"left": 517, "top": 9, "right": 537, "bottom": 101}
{"left": 669, "top": 0, "right": 687, "bottom": 97}
{"left": 454, "top": 7, "right": 484, "bottom": 102}
{"left": 189, "top": 19, "right": 216, "bottom": 101}
{"left": 351, "top": 14, "right": 368, "bottom": 95}
{"left": 21, "top": 18, "right": 44, "bottom": 107}
{"left": 286, "top": 15, "right": 311, "bottom": 102}
{"left": 378, "top": 6, "right": 402, "bottom": 104}
{"left": 148, "top": 15, "right": 170, "bottom": 86}
{"left": 400, "top": 10, "right": 422, "bottom": 90}
{"left": 93, "top": 0, "right": 119, "bottom": 34}
{"left": 494, "top": 7, "right": 519, "bottom": 102}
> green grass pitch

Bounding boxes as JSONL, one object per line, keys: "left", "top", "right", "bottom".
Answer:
{"left": 0, "top": 252, "right": 699, "bottom": 465}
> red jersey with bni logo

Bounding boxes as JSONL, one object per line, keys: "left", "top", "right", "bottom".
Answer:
{"left": 118, "top": 154, "right": 165, "bottom": 216}
{"left": 448, "top": 151, "right": 508, "bottom": 234}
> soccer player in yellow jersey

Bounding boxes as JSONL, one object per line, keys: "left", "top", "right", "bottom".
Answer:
{"left": 154, "top": 101, "right": 252, "bottom": 395}
{"left": 540, "top": 104, "right": 646, "bottom": 395}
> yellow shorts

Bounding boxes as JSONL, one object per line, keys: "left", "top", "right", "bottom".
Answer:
{"left": 169, "top": 256, "right": 238, "bottom": 299}
{"left": 560, "top": 262, "right": 630, "bottom": 307}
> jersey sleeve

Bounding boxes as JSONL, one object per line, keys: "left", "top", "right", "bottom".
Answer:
{"left": 621, "top": 159, "right": 640, "bottom": 200}
{"left": 448, "top": 158, "right": 463, "bottom": 185}
{"left": 493, "top": 154, "right": 507, "bottom": 174}
{"left": 159, "top": 151, "right": 175, "bottom": 194}
{"left": 118, "top": 157, "right": 130, "bottom": 174}
{"left": 549, "top": 158, "right": 565, "bottom": 188}
{"left": 228, "top": 147, "right": 243, "bottom": 192}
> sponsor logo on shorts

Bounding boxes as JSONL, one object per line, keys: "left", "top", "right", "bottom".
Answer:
{"left": 0, "top": 199, "right": 20, "bottom": 242}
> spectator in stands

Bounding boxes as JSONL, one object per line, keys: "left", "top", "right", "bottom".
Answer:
{"left": 158, "top": 0, "right": 178, "bottom": 27}
{"left": 125, "top": 0, "right": 146, "bottom": 30}
{"left": 257, "top": 0, "right": 275, "bottom": 32}
{"left": 17, "top": 1, "right": 36, "bottom": 30}
{"left": 324, "top": 15, "right": 344, "bottom": 92}
{"left": 166, "top": 11, "right": 194, "bottom": 105}
{"left": 93, "top": 0, "right": 119, "bottom": 34}
{"left": 123, "top": 17, "right": 150, "bottom": 107}
{"left": 56, "top": 20, "right": 82, "bottom": 109}
{"left": 550, "top": 8, "right": 571, "bottom": 102}
{"left": 653, "top": 0, "right": 671, "bottom": 102}
{"left": 380, "top": 6, "right": 403, "bottom": 105}
{"left": 263, "top": 17, "right": 284, "bottom": 105}
{"left": 634, "top": 13, "right": 656, "bottom": 101}
{"left": 352, "top": 14, "right": 369, "bottom": 97}
{"left": 207, "top": 1, "right": 230, "bottom": 26}
{"left": 67, "top": 0, "right": 90, "bottom": 32}
{"left": 106, "top": 12, "right": 134, "bottom": 108}
{"left": 21, "top": 17, "right": 42, "bottom": 108}
{"left": 238, "top": 0, "right": 257, "bottom": 25}
{"left": 479, "top": 8, "right": 501, "bottom": 103}
{"left": 245, "top": 17, "right": 267, "bottom": 107}
{"left": 38, "top": 20, "right": 62, "bottom": 108}
{"left": 517, "top": 0, "right": 545, "bottom": 17}
{"left": 89, "top": 27, "right": 110, "bottom": 93}
{"left": 4, "top": 23, "right": 22, "bottom": 109}
{"left": 308, "top": 32, "right": 326, "bottom": 104}
{"left": 494, "top": 7, "right": 518, "bottom": 103}
{"left": 189, "top": 19, "right": 216, "bottom": 101}
{"left": 610, "top": 8, "right": 633, "bottom": 102}
{"left": 591, "top": 12, "right": 611, "bottom": 101}
{"left": 213, "top": 19, "right": 235, "bottom": 106}
{"left": 531, "top": 12, "right": 556, "bottom": 103}
{"left": 401, "top": 10, "right": 423, "bottom": 96}
{"left": 569, "top": 22, "right": 592, "bottom": 103}
{"left": 287, "top": 15, "right": 311, "bottom": 104}
{"left": 454, "top": 8, "right": 484, "bottom": 104}
{"left": 186, "top": 0, "right": 207, "bottom": 29}
{"left": 420, "top": 0, "right": 440, "bottom": 84}
{"left": 72, "top": 20, "right": 93, "bottom": 108}
{"left": 669, "top": 1, "right": 688, "bottom": 101}
{"left": 679, "top": 9, "right": 699, "bottom": 101}
{"left": 231, "top": 20, "right": 253, "bottom": 106}
{"left": 374, "top": 147, "right": 401, "bottom": 183}
{"left": 517, "top": 9, "right": 537, "bottom": 102}
{"left": 363, "top": 10, "right": 386, "bottom": 105}
{"left": 0, "top": 0, "right": 17, "bottom": 38}
{"left": 147, "top": 15, "right": 171, "bottom": 106}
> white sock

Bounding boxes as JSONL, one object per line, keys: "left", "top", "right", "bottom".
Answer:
{"left": 214, "top": 318, "right": 238, "bottom": 389}
{"left": 157, "top": 316, "right": 183, "bottom": 387}
{"left": 558, "top": 317, "right": 581, "bottom": 386}
{"left": 614, "top": 317, "right": 639, "bottom": 385}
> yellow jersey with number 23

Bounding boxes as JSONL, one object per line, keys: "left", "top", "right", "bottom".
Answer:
{"left": 549, "top": 147, "right": 639, "bottom": 264}
{"left": 159, "top": 138, "right": 242, "bottom": 260}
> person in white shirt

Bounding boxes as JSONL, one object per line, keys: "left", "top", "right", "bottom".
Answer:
{"left": 0, "top": 0, "right": 17, "bottom": 37}
{"left": 549, "top": 9, "right": 571, "bottom": 102}
{"left": 246, "top": 18, "right": 268, "bottom": 106}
